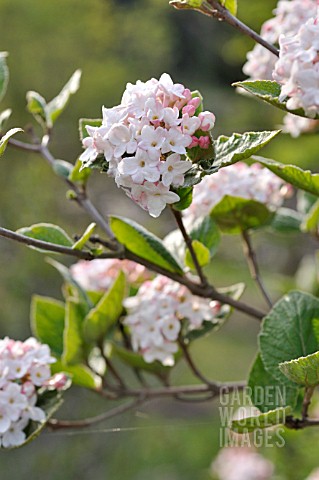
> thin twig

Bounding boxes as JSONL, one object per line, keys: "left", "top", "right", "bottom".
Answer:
{"left": 179, "top": 339, "right": 219, "bottom": 390}
{"left": 47, "top": 398, "right": 144, "bottom": 431}
{"left": 98, "top": 381, "right": 245, "bottom": 399}
{"left": 241, "top": 230, "right": 273, "bottom": 309}
{"left": 0, "top": 226, "right": 95, "bottom": 259}
{"left": 170, "top": 1, "right": 279, "bottom": 57}
{"left": 171, "top": 208, "right": 208, "bottom": 286}
{"left": 8, "top": 136, "right": 118, "bottom": 244}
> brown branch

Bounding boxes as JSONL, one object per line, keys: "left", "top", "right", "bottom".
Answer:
{"left": 179, "top": 339, "right": 219, "bottom": 390}
{"left": 170, "top": 1, "right": 279, "bottom": 57}
{"left": 302, "top": 386, "right": 315, "bottom": 420}
{"left": 171, "top": 208, "right": 208, "bottom": 286}
{"left": 0, "top": 226, "right": 95, "bottom": 259}
{"left": 241, "top": 231, "right": 273, "bottom": 309}
{"left": 47, "top": 398, "right": 143, "bottom": 431}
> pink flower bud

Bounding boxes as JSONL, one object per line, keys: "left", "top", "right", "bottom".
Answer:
{"left": 198, "top": 136, "right": 211, "bottom": 149}
{"left": 188, "top": 97, "right": 201, "bottom": 109}
{"left": 199, "top": 111, "right": 216, "bottom": 131}
{"left": 45, "top": 373, "right": 70, "bottom": 391}
{"left": 189, "top": 136, "right": 200, "bottom": 148}
{"left": 182, "top": 105, "right": 196, "bottom": 116}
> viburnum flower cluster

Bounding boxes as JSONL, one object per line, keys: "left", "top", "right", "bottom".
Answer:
{"left": 79, "top": 73, "right": 216, "bottom": 217}
{"left": 123, "top": 275, "right": 221, "bottom": 366}
{"left": 70, "top": 259, "right": 151, "bottom": 291}
{"left": 183, "top": 162, "right": 291, "bottom": 222}
{"left": 0, "top": 337, "right": 66, "bottom": 448}
{"left": 274, "top": 12, "right": 319, "bottom": 118}
{"left": 243, "top": 0, "right": 319, "bottom": 136}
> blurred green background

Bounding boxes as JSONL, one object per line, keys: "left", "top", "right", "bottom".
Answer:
{"left": 0, "top": 0, "right": 318, "bottom": 478}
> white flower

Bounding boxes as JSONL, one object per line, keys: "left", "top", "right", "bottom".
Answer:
{"left": 0, "top": 383, "right": 27, "bottom": 421}
{"left": 1, "top": 419, "right": 28, "bottom": 448}
{"left": 160, "top": 153, "right": 192, "bottom": 187}
{"left": 158, "top": 73, "right": 185, "bottom": 100}
{"left": 119, "top": 149, "right": 160, "bottom": 184}
{"left": 131, "top": 181, "right": 180, "bottom": 217}
{"left": 181, "top": 113, "right": 201, "bottom": 135}
{"left": 108, "top": 123, "right": 137, "bottom": 157}
{"left": 139, "top": 125, "right": 166, "bottom": 156}
{"left": 0, "top": 405, "right": 11, "bottom": 434}
{"left": 161, "top": 128, "right": 192, "bottom": 155}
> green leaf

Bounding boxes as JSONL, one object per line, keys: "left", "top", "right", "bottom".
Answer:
{"left": 48, "top": 258, "right": 93, "bottom": 308}
{"left": 234, "top": 80, "right": 319, "bottom": 120}
{"left": 270, "top": 208, "right": 303, "bottom": 233}
{"left": 31, "top": 295, "right": 65, "bottom": 357}
{"left": 0, "top": 128, "right": 23, "bottom": 156}
{"left": 210, "top": 130, "right": 280, "bottom": 171}
{"left": 210, "top": 195, "right": 274, "bottom": 233}
{"left": 248, "top": 354, "right": 299, "bottom": 413}
{"left": 46, "top": 69, "right": 81, "bottom": 125}
{"left": 52, "top": 160, "right": 74, "bottom": 179}
{"left": 259, "top": 291, "right": 319, "bottom": 388}
{"left": 83, "top": 271, "right": 126, "bottom": 342}
{"left": 110, "top": 216, "right": 184, "bottom": 274}
{"left": 185, "top": 283, "right": 245, "bottom": 341}
{"left": 79, "top": 118, "right": 102, "bottom": 141}
{"left": 51, "top": 360, "right": 101, "bottom": 389}
{"left": 301, "top": 200, "right": 319, "bottom": 233}
{"left": 7, "top": 390, "right": 64, "bottom": 449}
{"left": 279, "top": 351, "right": 319, "bottom": 387}
{"left": 185, "top": 240, "right": 210, "bottom": 270}
{"left": 313, "top": 318, "right": 319, "bottom": 344}
{"left": 220, "top": 0, "right": 237, "bottom": 15}
{"left": 72, "top": 223, "right": 96, "bottom": 250}
{"left": 0, "top": 108, "right": 12, "bottom": 132}
{"left": 0, "top": 52, "right": 9, "bottom": 103}
{"left": 189, "top": 216, "right": 220, "bottom": 257}
{"left": 26, "top": 91, "right": 48, "bottom": 128}
{"left": 172, "top": 186, "right": 193, "bottom": 211}
{"left": 17, "top": 223, "right": 73, "bottom": 252}
{"left": 254, "top": 156, "right": 319, "bottom": 196}
{"left": 297, "top": 191, "right": 318, "bottom": 215}
{"left": 62, "top": 299, "right": 87, "bottom": 365}
{"left": 110, "top": 343, "right": 170, "bottom": 374}
{"left": 69, "top": 158, "right": 92, "bottom": 185}
{"left": 231, "top": 407, "right": 292, "bottom": 434}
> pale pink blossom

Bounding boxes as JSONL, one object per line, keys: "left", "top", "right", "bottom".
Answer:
{"left": 70, "top": 258, "right": 151, "bottom": 292}
{"left": 184, "top": 162, "right": 291, "bottom": 222}
{"left": 211, "top": 447, "right": 274, "bottom": 480}
{"left": 0, "top": 337, "right": 67, "bottom": 449}
{"left": 80, "top": 73, "right": 216, "bottom": 216}
{"left": 124, "top": 275, "right": 221, "bottom": 366}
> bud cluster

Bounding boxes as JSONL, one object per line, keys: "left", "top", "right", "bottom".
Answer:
{"left": 183, "top": 162, "right": 291, "bottom": 222}
{"left": 80, "top": 73, "right": 216, "bottom": 217}
{"left": 0, "top": 337, "right": 66, "bottom": 448}
{"left": 123, "top": 275, "right": 221, "bottom": 366}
